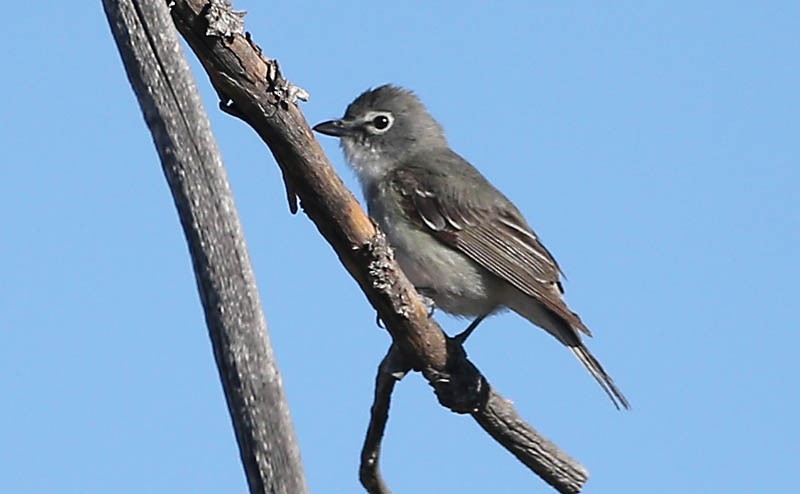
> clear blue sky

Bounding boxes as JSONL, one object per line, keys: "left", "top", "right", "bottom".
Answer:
{"left": 2, "top": 2, "right": 797, "bottom": 493}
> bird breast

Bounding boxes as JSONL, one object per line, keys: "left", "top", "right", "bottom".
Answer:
{"left": 369, "top": 184, "right": 502, "bottom": 318}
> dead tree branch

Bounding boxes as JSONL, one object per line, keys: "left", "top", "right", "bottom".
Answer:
{"left": 359, "top": 345, "right": 411, "bottom": 494}
{"left": 102, "top": 1, "right": 307, "bottom": 493}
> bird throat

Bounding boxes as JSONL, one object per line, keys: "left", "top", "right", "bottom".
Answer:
{"left": 341, "top": 138, "right": 397, "bottom": 193}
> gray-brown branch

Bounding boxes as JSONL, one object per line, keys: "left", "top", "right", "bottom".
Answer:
{"left": 360, "top": 345, "right": 411, "bottom": 494}
{"left": 102, "top": 1, "right": 307, "bottom": 493}
{"left": 165, "top": 0, "right": 589, "bottom": 492}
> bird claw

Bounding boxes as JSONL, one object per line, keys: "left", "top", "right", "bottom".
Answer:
{"left": 375, "top": 289, "right": 435, "bottom": 329}
{"left": 420, "top": 294, "right": 436, "bottom": 317}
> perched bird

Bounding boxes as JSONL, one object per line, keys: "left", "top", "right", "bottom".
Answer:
{"left": 314, "top": 85, "right": 629, "bottom": 409}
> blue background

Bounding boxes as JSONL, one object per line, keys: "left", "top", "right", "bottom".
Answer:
{"left": 2, "top": 2, "right": 798, "bottom": 493}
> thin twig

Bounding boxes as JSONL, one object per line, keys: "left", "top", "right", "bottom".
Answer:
{"left": 360, "top": 345, "right": 411, "bottom": 494}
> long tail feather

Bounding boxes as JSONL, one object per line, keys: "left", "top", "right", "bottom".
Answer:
{"left": 570, "top": 345, "right": 630, "bottom": 410}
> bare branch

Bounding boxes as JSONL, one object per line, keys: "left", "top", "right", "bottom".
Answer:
{"left": 102, "top": 1, "right": 307, "bottom": 493}
{"left": 474, "top": 390, "right": 588, "bottom": 494}
{"left": 360, "top": 345, "right": 411, "bottom": 494}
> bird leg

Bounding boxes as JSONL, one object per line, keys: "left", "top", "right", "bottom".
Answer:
{"left": 453, "top": 313, "right": 489, "bottom": 345}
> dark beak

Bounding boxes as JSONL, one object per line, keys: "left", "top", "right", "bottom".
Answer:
{"left": 313, "top": 119, "right": 358, "bottom": 137}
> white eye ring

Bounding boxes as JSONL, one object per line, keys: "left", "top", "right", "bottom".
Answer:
{"left": 365, "top": 111, "right": 394, "bottom": 134}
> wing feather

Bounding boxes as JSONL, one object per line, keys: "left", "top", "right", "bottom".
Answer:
{"left": 391, "top": 164, "right": 591, "bottom": 336}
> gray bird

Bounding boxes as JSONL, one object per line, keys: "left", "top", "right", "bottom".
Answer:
{"left": 314, "top": 85, "right": 629, "bottom": 409}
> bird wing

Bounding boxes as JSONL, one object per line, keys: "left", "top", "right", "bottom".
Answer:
{"left": 388, "top": 158, "right": 633, "bottom": 410}
{"left": 388, "top": 162, "right": 592, "bottom": 337}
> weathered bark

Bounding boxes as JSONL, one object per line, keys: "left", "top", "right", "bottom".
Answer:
{"left": 102, "top": 1, "right": 308, "bottom": 493}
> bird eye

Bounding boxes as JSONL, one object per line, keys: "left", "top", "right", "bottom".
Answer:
{"left": 372, "top": 115, "right": 391, "bottom": 130}
{"left": 365, "top": 112, "right": 394, "bottom": 134}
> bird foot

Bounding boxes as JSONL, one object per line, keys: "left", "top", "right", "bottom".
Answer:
{"left": 419, "top": 293, "right": 436, "bottom": 317}
{"left": 375, "top": 290, "right": 436, "bottom": 329}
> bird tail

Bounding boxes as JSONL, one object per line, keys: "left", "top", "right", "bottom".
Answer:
{"left": 505, "top": 293, "right": 630, "bottom": 409}
{"left": 570, "top": 345, "right": 630, "bottom": 410}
